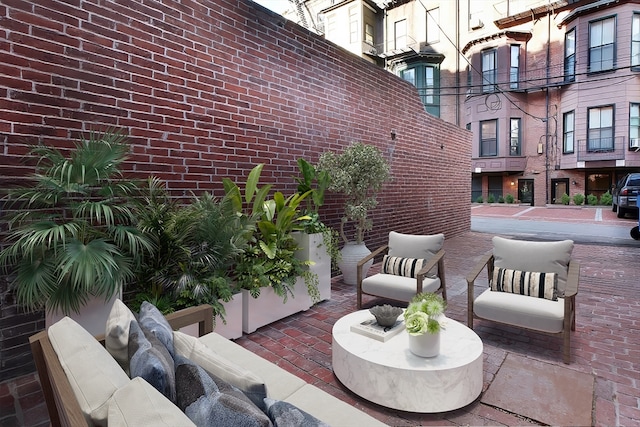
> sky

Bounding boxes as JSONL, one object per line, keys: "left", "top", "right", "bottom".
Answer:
{"left": 252, "top": 0, "right": 291, "bottom": 15}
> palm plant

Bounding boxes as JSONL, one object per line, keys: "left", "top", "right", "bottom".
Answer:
{"left": 0, "top": 131, "right": 153, "bottom": 315}
{"left": 131, "top": 178, "right": 249, "bottom": 318}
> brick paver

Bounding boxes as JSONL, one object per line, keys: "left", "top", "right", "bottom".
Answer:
{"left": 1, "top": 212, "right": 639, "bottom": 426}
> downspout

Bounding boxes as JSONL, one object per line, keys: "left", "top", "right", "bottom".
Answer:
{"left": 544, "top": 10, "right": 551, "bottom": 205}
{"left": 455, "top": 0, "right": 460, "bottom": 126}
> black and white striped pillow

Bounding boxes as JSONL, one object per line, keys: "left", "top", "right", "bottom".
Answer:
{"left": 382, "top": 256, "right": 426, "bottom": 278}
{"left": 491, "top": 268, "right": 558, "bottom": 301}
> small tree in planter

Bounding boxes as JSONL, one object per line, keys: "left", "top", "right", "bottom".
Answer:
{"left": 316, "top": 142, "right": 390, "bottom": 284}
{"left": 0, "top": 131, "right": 153, "bottom": 325}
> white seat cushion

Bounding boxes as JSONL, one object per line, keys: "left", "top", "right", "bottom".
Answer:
{"left": 362, "top": 274, "right": 441, "bottom": 303}
{"left": 474, "top": 288, "right": 565, "bottom": 333}
{"left": 107, "top": 377, "right": 196, "bottom": 427}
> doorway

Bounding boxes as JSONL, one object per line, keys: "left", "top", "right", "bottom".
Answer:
{"left": 518, "top": 179, "right": 534, "bottom": 205}
{"left": 551, "top": 179, "right": 570, "bottom": 204}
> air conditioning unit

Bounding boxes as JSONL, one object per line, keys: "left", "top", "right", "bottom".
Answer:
{"left": 630, "top": 138, "right": 640, "bottom": 149}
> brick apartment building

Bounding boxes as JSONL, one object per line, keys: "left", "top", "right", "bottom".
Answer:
{"left": 285, "top": 0, "right": 640, "bottom": 206}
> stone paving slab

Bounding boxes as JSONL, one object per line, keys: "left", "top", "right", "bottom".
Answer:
{"left": 482, "top": 353, "right": 594, "bottom": 426}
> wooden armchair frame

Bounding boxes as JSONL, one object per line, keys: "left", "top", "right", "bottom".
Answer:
{"left": 466, "top": 251, "right": 579, "bottom": 364}
{"left": 29, "top": 304, "right": 214, "bottom": 427}
{"left": 356, "top": 245, "right": 447, "bottom": 309}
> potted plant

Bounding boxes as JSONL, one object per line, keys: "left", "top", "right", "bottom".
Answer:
{"left": 223, "top": 164, "right": 320, "bottom": 333}
{"left": 130, "top": 178, "right": 247, "bottom": 339}
{"left": 292, "top": 158, "right": 340, "bottom": 301}
{"left": 404, "top": 292, "right": 446, "bottom": 358}
{"left": 0, "top": 130, "right": 153, "bottom": 335}
{"left": 316, "top": 142, "right": 390, "bottom": 284}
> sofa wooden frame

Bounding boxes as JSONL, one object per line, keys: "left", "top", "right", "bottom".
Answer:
{"left": 466, "top": 252, "right": 579, "bottom": 364}
{"left": 29, "top": 304, "right": 214, "bottom": 427}
{"left": 356, "top": 245, "right": 447, "bottom": 309}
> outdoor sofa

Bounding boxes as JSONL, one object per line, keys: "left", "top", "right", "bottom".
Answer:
{"left": 30, "top": 302, "right": 387, "bottom": 426}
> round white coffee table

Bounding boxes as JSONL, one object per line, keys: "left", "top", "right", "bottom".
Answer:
{"left": 332, "top": 310, "right": 483, "bottom": 413}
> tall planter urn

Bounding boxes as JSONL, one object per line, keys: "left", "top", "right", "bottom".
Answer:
{"left": 338, "top": 242, "right": 373, "bottom": 285}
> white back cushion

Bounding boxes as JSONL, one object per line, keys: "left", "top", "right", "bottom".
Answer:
{"left": 492, "top": 236, "right": 573, "bottom": 296}
{"left": 48, "top": 317, "right": 130, "bottom": 426}
{"left": 388, "top": 231, "right": 444, "bottom": 259}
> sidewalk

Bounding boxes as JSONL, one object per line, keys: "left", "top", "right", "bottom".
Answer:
{"left": 2, "top": 229, "right": 639, "bottom": 426}
{"left": 471, "top": 203, "right": 637, "bottom": 225}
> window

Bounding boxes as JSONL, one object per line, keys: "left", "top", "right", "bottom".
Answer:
{"left": 482, "top": 49, "right": 497, "bottom": 93}
{"left": 488, "top": 176, "right": 503, "bottom": 200}
{"left": 632, "top": 14, "right": 640, "bottom": 68}
{"left": 588, "top": 106, "right": 614, "bottom": 151}
{"left": 631, "top": 103, "right": 639, "bottom": 149}
{"left": 400, "top": 63, "right": 440, "bottom": 117}
{"left": 510, "top": 118, "right": 521, "bottom": 155}
{"left": 563, "top": 111, "right": 575, "bottom": 153}
{"left": 510, "top": 45, "right": 519, "bottom": 89}
{"left": 365, "top": 23, "right": 374, "bottom": 45}
{"left": 349, "top": 6, "right": 358, "bottom": 43}
{"left": 564, "top": 29, "right": 576, "bottom": 82}
{"left": 394, "top": 19, "right": 406, "bottom": 50}
{"left": 426, "top": 8, "right": 439, "bottom": 44}
{"left": 480, "top": 119, "right": 498, "bottom": 156}
{"left": 589, "top": 17, "right": 615, "bottom": 72}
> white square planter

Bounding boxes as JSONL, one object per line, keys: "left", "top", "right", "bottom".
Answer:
{"left": 294, "top": 232, "right": 331, "bottom": 302}
{"left": 242, "top": 277, "right": 311, "bottom": 334}
{"left": 179, "top": 293, "right": 243, "bottom": 340}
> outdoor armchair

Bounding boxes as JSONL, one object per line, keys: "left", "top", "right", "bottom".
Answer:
{"left": 466, "top": 236, "right": 579, "bottom": 364}
{"left": 357, "top": 231, "right": 447, "bottom": 309}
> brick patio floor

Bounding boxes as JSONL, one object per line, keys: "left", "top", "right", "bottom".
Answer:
{"left": 1, "top": 227, "right": 639, "bottom": 426}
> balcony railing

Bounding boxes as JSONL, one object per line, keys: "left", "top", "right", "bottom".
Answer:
{"left": 576, "top": 137, "right": 625, "bottom": 162}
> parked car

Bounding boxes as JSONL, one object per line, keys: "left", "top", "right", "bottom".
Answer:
{"left": 612, "top": 173, "right": 640, "bottom": 218}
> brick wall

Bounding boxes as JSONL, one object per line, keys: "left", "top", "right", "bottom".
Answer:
{"left": 0, "top": 0, "right": 471, "bottom": 380}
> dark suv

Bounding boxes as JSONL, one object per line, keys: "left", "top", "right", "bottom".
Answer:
{"left": 612, "top": 173, "right": 640, "bottom": 218}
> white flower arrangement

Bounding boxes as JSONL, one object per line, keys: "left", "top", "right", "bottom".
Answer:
{"left": 403, "top": 292, "right": 446, "bottom": 335}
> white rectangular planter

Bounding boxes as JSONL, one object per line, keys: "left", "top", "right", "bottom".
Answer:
{"left": 179, "top": 293, "right": 243, "bottom": 340}
{"left": 294, "top": 232, "right": 331, "bottom": 302}
{"left": 46, "top": 291, "right": 121, "bottom": 336}
{"left": 213, "top": 292, "right": 243, "bottom": 339}
{"left": 242, "top": 277, "right": 311, "bottom": 334}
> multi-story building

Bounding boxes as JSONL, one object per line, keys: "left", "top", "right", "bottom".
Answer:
{"left": 285, "top": 0, "right": 640, "bottom": 206}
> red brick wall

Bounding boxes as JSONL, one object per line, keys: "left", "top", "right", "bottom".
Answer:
{"left": 0, "top": 0, "right": 471, "bottom": 379}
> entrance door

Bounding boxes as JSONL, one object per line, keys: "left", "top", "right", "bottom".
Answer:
{"left": 551, "top": 179, "right": 569, "bottom": 204}
{"left": 518, "top": 179, "right": 534, "bottom": 205}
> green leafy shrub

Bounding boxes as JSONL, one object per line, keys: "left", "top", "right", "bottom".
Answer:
{"left": 587, "top": 194, "right": 598, "bottom": 206}
{"left": 600, "top": 191, "right": 613, "bottom": 206}
{"left": 573, "top": 193, "right": 585, "bottom": 206}
{"left": 505, "top": 194, "right": 515, "bottom": 204}
{"left": 497, "top": 196, "right": 505, "bottom": 203}
{"left": 475, "top": 196, "right": 484, "bottom": 203}
{"left": 560, "top": 193, "right": 570, "bottom": 205}
{"left": 487, "top": 193, "right": 496, "bottom": 203}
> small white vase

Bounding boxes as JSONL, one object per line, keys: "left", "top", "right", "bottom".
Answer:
{"left": 408, "top": 331, "right": 440, "bottom": 358}
{"left": 338, "top": 242, "right": 373, "bottom": 285}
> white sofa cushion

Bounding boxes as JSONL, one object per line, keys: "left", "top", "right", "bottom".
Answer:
{"left": 48, "top": 317, "right": 130, "bottom": 426}
{"left": 173, "top": 331, "right": 268, "bottom": 409}
{"left": 197, "top": 332, "right": 306, "bottom": 401}
{"left": 362, "top": 274, "right": 441, "bottom": 302}
{"left": 285, "top": 384, "right": 388, "bottom": 427}
{"left": 107, "top": 377, "right": 196, "bottom": 427}
{"left": 492, "top": 236, "right": 573, "bottom": 296}
{"left": 474, "top": 288, "right": 565, "bottom": 333}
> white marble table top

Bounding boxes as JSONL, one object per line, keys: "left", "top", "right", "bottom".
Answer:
{"left": 332, "top": 309, "right": 484, "bottom": 413}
